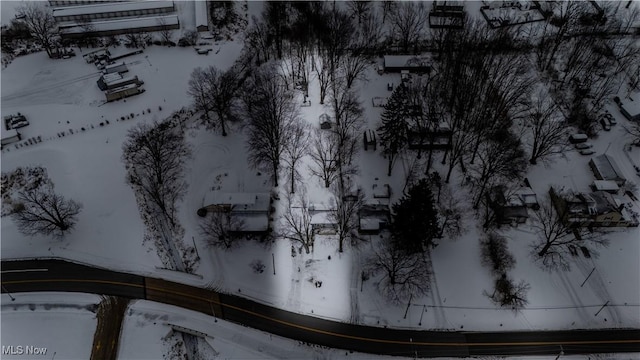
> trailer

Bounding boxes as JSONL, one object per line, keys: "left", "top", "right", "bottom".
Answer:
{"left": 103, "top": 61, "right": 128, "bottom": 75}
{"left": 105, "top": 75, "right": 144, "bottom": 90}
{"left": 1, "top": 129, "right": 21, "bottom": 147}
{"left": 98, "top": 74, "right": 143, "bottom": 90}
{"left": 105, "top": 84, "right": 144, "bottom": 102}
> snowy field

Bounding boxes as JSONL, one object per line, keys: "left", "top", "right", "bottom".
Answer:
{"left": 2, "top": 0, "right": 640, "bottom": 358}
{"left": 0, "top": 292, "right": 100, "bottom": 360}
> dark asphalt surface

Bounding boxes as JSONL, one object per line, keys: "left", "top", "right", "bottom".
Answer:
{"left": 2, "top": 259, "right": 639, "bottom": 358}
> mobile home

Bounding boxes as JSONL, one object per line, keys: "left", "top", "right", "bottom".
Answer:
{"left": 105, "top": 84, "right": 144, "bottom": 102}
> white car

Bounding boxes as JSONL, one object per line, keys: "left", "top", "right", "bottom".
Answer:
{"left": 574, "top": 142, "right": 593, "bottom": 150}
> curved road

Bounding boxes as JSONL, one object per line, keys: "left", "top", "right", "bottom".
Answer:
{"left": 2, "top": 259, "right": 639, "bottom": 358}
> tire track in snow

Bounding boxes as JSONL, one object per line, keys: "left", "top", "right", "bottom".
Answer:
{"left": 349, "top": 249, "right": 361, "bottom": 324}
{"left": 285, "top": 253, "right": 302, "bottom": 312}
{"left": 2, "top": 71, "right": 100, "bottom": 103}
{"left": 425, "top": 249, "right": 448, "bottom": 329}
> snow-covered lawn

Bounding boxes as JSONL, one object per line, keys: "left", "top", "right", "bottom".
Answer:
{"left": 2, "top": 6, "right": 639, "bottom": 360}
{"left": 0, "top": 292, "right": 100, "bottom": 360}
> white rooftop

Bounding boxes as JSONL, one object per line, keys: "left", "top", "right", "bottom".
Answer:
{"left": 53, "top": 1, "right": 175, "bottom": 18}
{"left": 60, "top": 14, "right": 179, "bottom": 35}
{"left": 620, "top": 93, "right": 640, "bottom": 117}
{"left": 593, "top": 180, "right": 620, "bottom": 191}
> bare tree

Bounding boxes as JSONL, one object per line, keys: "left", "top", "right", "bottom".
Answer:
{"left": 10, "top": 187, "right": 81, "bottom": 238}
{"left": 242, "top": 63, "right": 298, "bottom": 187}
{"left": 281, "top": 191, "right": 314, "bottom": 254}
{"left": 530, "top": 193, "right": 609, "bottom": 271}
{"left": 388, "top": 1, "right": 427, "bottom": 52}
{"left": 366, "top": 239, "right": 430, "bottom": 304}
{"left": 524, "top": 90, "right": 570, "bottom": 165}
{"left": 283, "top": 122, "right": 309, "bottom": 194}
{"left": 122, "top": 118, "right": 193, "bottom": 272}
{"left": 187, "top": 67, "right": 212, "bottom": 118}
{"left": 467, "top": 130, "right": 527, "bottom": 209}
{"left": 188, "top": 65, "right": 244, "bottom": 136}
{"left": 245, "top": 16, "right": 273, "bottom": 64}
{"left": 339, "top": 52, "right": 370, "bottom": 89}
{"left": 480, "top": 232, "right": 516, "bottom": 277}
{"left": 16, "top": 2, "right": 58, "bottom": 58}
{"left": 199, "top": 211, "right": 244, "bottom": 249}
{"left": 157, "top": 17, "right": 173, "bottom": 44}
{"left": 347, "top": 1, "right": 372, "bottom": 25}
{"left": 436, "top": 183, "right": 464, "bottom": 240}
{"left": 309, "top": 129, "right": 339, "bottom": 188}
{"left": 485, "top": 275, "right": 530, "bottom": 311}
{"left": 330, "top": 183, "right": 363, "bottom": 253}
{"left": 314, "top": 49, "right": 331, "bottom": 105}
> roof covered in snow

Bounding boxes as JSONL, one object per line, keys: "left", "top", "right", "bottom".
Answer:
{"left": 590, "top": 154, "right": 626, "bottom": 184}
{"left": 60, "top": 14, "right": 179, "bottom": 35}
{"left": 53, "top": 1, "right": 175, "bottom": 18}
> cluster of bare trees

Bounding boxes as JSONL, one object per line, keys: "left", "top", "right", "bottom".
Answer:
{"left": 480, "top": 232, "right": 529, "bottom": 311}
{"left": 16, "top": 2, "right": 58, "bottom": 58}
{"left": 533, "top": 1, "right": 640, "bottom": 131}
{"left": 240, "top": 63, "right": 303, "bottom": 188}
{"left": 122, "top": 117, "right": 195, "bottom": 273}
{"left": 187, "top": 64, "right": 246, "bottom": 137}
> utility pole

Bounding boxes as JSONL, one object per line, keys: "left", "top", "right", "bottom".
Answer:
{"left": 580, "top": 267, "right": 596, "bottom": 287}
{"left": 418, "top": 304, "right": 426, "bottom": 326}
{"left": 2, "top": 285, "right": 15, "bottom": 301}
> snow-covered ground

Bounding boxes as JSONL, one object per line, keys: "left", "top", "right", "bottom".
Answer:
{"left": 0, "top": 292, "right": 100, "bottom": 360}
{"left": 2, "top": 0, "right": 640, "bottom": 357}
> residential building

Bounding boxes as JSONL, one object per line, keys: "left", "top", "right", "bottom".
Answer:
{"left": 49, "top": 1, "right": 180, "bottom": 38}
{"left": 201, "top": 192, "right": 272, "bottom": 233}
{"left": 589, "top": 154, "right": 626, "bottom": 186}
{"left": 549, "top": 186, "right": 639, "bottom": 228}
{"left": 488, "top": 186, "right": 529, "bottom": 226}
{"left": 619, "top": 94, "right": 640, "bottom": 122}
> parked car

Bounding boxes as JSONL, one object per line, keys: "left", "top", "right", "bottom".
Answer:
{"left": 600, "top": 118, "right": 611, "bottom": 131}
{"left": 580, "top": 148, "right": 596, "bottom": 155}
{"left": 569, "top": 134, "right": 588, "bottom": 143}
{"left": 603, "top": 113, "right": 616, "bottom": 125}
{"left": 575, "top": 142, "right": 593, "bottom": 150}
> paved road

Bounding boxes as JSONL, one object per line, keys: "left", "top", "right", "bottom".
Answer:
{"left": 2, "top": 259, "right": 639, "bottom": 358}
{"left": 90, "top": 296, "right": 129, "bottom": 360}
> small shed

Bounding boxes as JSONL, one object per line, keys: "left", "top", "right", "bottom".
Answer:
{"left": 363, "top": 129, "right": 376, "bottom": 151}
{"left": 1, "top": 129, "right": 21, "bottom": 146}
{"left": 319, "top": 113, "right": 333, "bottom": 130}
{"left": 589, "top": 154, "right": 626, "bottom": 186}
{"left": 383, "top": 55, "right": 432, "bottom": 73}
{"left": 592, "top": 180, "right": 620, "bottom": 194}
{"left": 619, "top": 94, "right": 640, "bottom": 122}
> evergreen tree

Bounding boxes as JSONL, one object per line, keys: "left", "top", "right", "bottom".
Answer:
{"left": 378, "top": 84, "right": 409, "bottom": 176}
{"left": 391, "top": 179, "right": 440, "bottom": 253}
